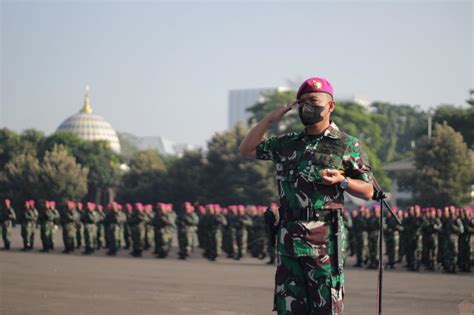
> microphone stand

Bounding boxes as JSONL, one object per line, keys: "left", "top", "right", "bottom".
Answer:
{"left": 371, "top": 174, "right": 402, "bottom": 315}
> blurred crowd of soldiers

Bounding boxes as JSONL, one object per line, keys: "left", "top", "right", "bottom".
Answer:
{"left": 346, "top": 204, "right": 473, "bottom": 273}
{"left": 1, "top": 199, "right": 473, "bottom": 273}
{"left": 0, "top": 199, "right": 277, "bottom": 263}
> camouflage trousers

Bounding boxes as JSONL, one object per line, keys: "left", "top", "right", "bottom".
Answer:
{"left": 154, "top": 227, "right": 173, "bottom": 257}
{"left": 385, "top": 231, "right": 400, "bottom": 267}
{"left": 274, "top": 213, "right": 345, "bottom": 315}
{"left": 40, "top": 222, "right": 56, "bottom": 251}
{"left": 62, "top": 223, "right": 76, "bottom": 251}
{"left": 1, "top": 221, "right": 13, "bottom": 248}
{"left": 84, "top": 223, "right": 97, "bottom": 251}
{"left": 21, "top": 222, "right": 36, "bottom": 249}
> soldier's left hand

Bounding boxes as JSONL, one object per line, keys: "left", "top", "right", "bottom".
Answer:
{"left": 321, "top": 169, "right": 345, "bottom": 185}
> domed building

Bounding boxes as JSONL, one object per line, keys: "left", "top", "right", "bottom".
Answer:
{"left": 57, "top": 89, "right": 121, "bottom": 153}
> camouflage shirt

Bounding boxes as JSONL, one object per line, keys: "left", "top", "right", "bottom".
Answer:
{"left": 256, "top": 121, "right": 371, "bottom": 210}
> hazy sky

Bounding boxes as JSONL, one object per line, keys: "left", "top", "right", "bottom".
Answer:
{"left": 2, "top": 1, "right": 472, "bottom": 147}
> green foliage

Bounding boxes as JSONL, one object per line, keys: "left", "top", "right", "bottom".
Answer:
{"left": 371, "top": 102, "right": 426, "bottom": 162}
{"left": 0, "top": 145, "right": 88, "bottom": 208}
{"left": 204, "top": 124, "right": 276, "bottom": 204}
{"left": 164, "top": 150, "right": 207, "bottom": 205}
{"left": 127, "top": 150, "right": 166, "bottom": 173}
{"left": 0, "top": 128, "right": 23, "bottom": 169}
{"left": 246, "top": 90, "right": 298, "bottom": 135}
{"left": 116, "top": 150, "right": 167, "bottom": 204}
{"left": 414, "top": 123, "right": 474, "bottom": 207}
{"left": 433, "top": 104, "right": 474, "bottom": 149}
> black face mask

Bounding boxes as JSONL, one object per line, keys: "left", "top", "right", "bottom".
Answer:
{"left": 298, "top": 102, "right": 328, "bottom": 126}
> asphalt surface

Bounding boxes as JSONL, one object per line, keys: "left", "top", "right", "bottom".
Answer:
{"left": 1, "top": 227, "right": 473, "bottom": 315}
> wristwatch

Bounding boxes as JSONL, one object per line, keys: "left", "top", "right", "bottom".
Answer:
{"left": 339, "top": 177, "right": 350, "bottom": 190}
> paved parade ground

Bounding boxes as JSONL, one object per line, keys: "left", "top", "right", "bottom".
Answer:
{"left": 1, "top": 228, "right": 473, "bottom": 315}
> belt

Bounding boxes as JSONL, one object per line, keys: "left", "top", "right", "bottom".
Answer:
{"left": 279, "top": 208, "right": 336, "bottom": 222}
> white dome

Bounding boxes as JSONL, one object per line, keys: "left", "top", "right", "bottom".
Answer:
{"left": 56, "top": 93, "right": 121, "bottom": 153}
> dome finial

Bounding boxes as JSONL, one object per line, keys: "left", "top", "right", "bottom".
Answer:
{"left": 82, "top": 84, "right": 92, "bottom": 113}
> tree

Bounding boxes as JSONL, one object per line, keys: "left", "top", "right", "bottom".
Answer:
{"left": 246, "top": 90, "right": 298, "bottom": 136}
{"left": 75, "top": 141, "right": 122, "bottom": 203}
{"left": 0, "top": 128, "right": 22, "bottom": 170}
{"left": 116, "top": 150, "right": 167, "bottom": 204}
{"left": 165, "top": 150, "right": 207, "bottom": 205}
{"left": 371, "top": 102, "right": 426, "bottom": 162}
{"left": 204, "top": 124, "right": 276, "bottom": 205}
{"left": 433, "top": 104, "right": 474, "bottom": 149}
{"left": 38, "top": 145, "right": 89, "bottom": 206}
{"left": 0, "top": 145, "right": 88, "bottom": 208}
{"left": 414, "top": 123, "right": 474, "bottom": 207}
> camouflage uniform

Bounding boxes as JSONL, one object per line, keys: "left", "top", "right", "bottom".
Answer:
{"left": 61, "top": 204, "right": 78, "bottom": 253}
{"left": 0, "top": 200, "right": 16, "bottom": 250}
{"left": 421, "top": 210, "right": 442, "bottom": 270}
{"left": 96, "top": 207, "right": 105, "bottom": 249}
{"left": 153, "top": 204, "right": 175, "bottom": 258}
{"left": 404, "top": 208, "right": 423, "bottom": 271}
{"left": 257, "top": 122, "right": 371, "bottom": 314}
{"left": 81, "top": 204, "right": 98, "bottom": 254}
{"left": 352, "top": 208, "right": 368, "bottom": 267}
{"left": 233, "top": 207, "right": 252, "bottom": 260}
{"left": 75, "top": 205, "right": 84, "bottom": 249}
{"left": 39, "top": 202, "right": 60, "bottom": 252}
{"left": 459, "top": 209, "right": 474, "bottom": 272}
{"left": 441, "top": 208, "right": 464, "bottom": 273}
{"left": 122, "top": 205, "right": 132, "bottom": 250}
{"left": 129, "top": 205, "right": 150, "bottom": 257}
{"left": 366, "top": 208, "right": 384, "bottom": 269}
{"left": 104, "top": 205, "right": 124, "bottom": 256}
{"left": 385, "top": 212, "right": 404, "bottom": 268}
{"left": 207, "top": 208, "right": 228, "bottom": 261}
{"left": 176, "top": 203, "right": 199, "bottom": 259}
{"left": 21, "top": 202, "right": 39, "bottom": 251}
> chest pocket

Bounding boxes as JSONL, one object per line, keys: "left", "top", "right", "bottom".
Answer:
{"left": 312, "top": 153, "right": 343, "bottom": 169}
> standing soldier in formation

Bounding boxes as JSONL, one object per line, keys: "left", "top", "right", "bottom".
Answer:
{"left": 343, "top": 209, "right": 353, "bottom": 262}
{"left": 104, "top": 202, "right": 124, "bottom": 256}
{"left": 61, "top": 201, "right": 78, "bottom": 253}
{"left": 404, "top": 206, "right": 423, "bottom": 271}
{"left": 129, "top": 203, "right": 149, "bottom": 257}
{"left": 385, "top": 209, "right": 403, "bottom": 269}
{"left": 197, "top": 205, "right": 207, "bottom": 251}
{"left": 96, "top": 204, "right": 105, "bottom": 250}
{"left": 153, "top": 203, "right": 174, "bottom": 258}
{"left": 366, "top": 206, "right": 382, "bottom": 269}
{"left": 353, "top": 207, "right": 368, "bottom": 267}
{"left": 20, "top": 200, "right": 38, "bottom": 251}
{"left": 82, "top": 202, "right": 98, "bottom": 254}
{"left": 398, "top": 209, "right": 407, "bottom": 263}
{"left": 459, "top": 208, "right": 473, "bottom": 272}
{"left": 122, "top": 203, "right": 132, "bottom": 250}
{"left": 233, "top": 205, "right": 252, "bottom": 260}
{"left": 264, "top": 203, "right": 279, "bottom": 264}
{"left": 75, "top": 202, "right": 84, "bottom": 249}
{"left": 348, "top": 209, "right": 358, "bottom": 257}
{"left": 176, "top": 202, "right": 199, "bottom": 260}
{"left": 421, "top": 208, "right": 442, "bottom": 270}
{"left": 0, "top": 199, "right": 16, "bottom": 250}
{"left": 39, "top": 201, "right": 60, "bottom": 252}
{"left": 206, "top": 204, "right": 228, "bottom": 261}
{"left": 144, "top": 204, "right": 154, "bottom": 251}
{"left": 441, "top": 206, "right": 464, "bottom": 273}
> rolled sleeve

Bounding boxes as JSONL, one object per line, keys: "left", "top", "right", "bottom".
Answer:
{"left": 342, "top": 138, "right": 371, "bottom": 182}
{"left": 256, "top": 137, "right": 280, "bottom": 161}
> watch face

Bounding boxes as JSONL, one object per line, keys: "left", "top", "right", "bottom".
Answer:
{"left": 340, "top": 180, "right": 349, "bottom": 189}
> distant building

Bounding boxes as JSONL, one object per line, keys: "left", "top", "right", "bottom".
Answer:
{"left": 137, "top": 136, "right": 197, "bottom": 157}
{"left": 56, "top": 87, "right": 121, "bottom": 153}
{"left": 228, "top": 87, "right": 290, "bottom": 128}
